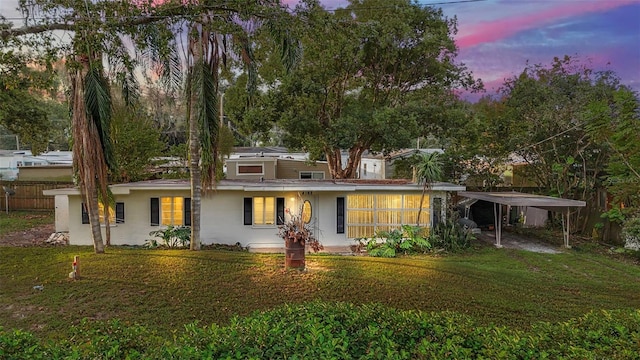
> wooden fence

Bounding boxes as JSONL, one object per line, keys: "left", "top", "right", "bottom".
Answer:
{"left": 0, "top": 180, "right": 74, "bottom": 212}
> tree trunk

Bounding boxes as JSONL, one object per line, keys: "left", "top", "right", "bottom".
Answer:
{"left": 71, "top": 62, "right": 105, "bottom": 254}
{"left": 187, "top": 37, "right": 202, "bottom": 251}
{"left": 189, "top": 113, "right": 202, "bottom": 251}
{"left": 416, "top": 184, "right": 427, "bottom": 228}
{"left": 325, "top": 146, "right": 365, "bottom": 179}
{"left": 85, "top": 184, "right": 104, "bottom": 253}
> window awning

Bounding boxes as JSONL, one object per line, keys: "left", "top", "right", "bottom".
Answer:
{"left": 458, "top": 191, "right": 586, "bottom": 248}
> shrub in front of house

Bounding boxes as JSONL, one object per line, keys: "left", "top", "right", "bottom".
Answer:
{"left": 146, "top": 225, "right": 191, "bottom": 248}
{"left": 1, "top": 303, "right": 638, "bottom": 359}
{"left": 362, "top": 225, "right": 432, "bottom": 257}
{"left": 429, "top": 218, "right": 475, "bottom": 252}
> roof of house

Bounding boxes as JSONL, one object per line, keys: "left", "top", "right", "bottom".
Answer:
{"left": 44, "top": 178, "right": 466, "bottom": 195}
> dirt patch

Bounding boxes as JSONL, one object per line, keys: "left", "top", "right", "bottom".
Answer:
{"left": 0, "top": 223, "right": 57, "bottom": 247}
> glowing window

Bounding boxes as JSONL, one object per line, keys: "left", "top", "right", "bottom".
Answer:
{"left": 254, "top": 197, "right": 275, "bottom": 225}
{"left": 161, "top": 197, "right": 184, "bottom": 226}
{"left": 346, "top": 194, "right": 429, "bottom": 238}
{"left": 98, "top": 203, "right": 116, "bottom": 223}
{"left": 302, "top": 200, "right": 312, "bottom": 223}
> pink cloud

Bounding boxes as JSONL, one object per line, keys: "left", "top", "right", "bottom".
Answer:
{"left": 456, "top": 0, "right": 640, "bottom": 49}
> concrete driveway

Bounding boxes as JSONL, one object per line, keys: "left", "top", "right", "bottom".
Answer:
{"left": 477, "top": 231, "right": 562, "bottom": 254}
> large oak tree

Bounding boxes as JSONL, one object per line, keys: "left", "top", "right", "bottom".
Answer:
{"left": 253, "top": 0, "right": 480, "bottom": 178}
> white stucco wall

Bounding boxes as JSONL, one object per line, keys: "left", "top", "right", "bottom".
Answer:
{"left": 66, "top": 189, "right": 354, "bottom": 250}
{"left": 61, "top": 183, "right": 459, "bottom": 253}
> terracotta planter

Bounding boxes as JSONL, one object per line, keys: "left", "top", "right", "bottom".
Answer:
{"left": 285, "top": 239, "right": 305, "bottom": 269}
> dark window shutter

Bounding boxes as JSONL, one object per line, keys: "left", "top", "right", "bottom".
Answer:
{"left": 184, "top": 198, "right": 191, "bottom": 226}
{"left": 337, "top": 197, "right": 345, "bottom": 234}
{"left": 115, "top": 202, "right": 125, "bottom": 224}
{"left": 81, "top": 203, "right": 89, "bottom": 224}
{"left": 276, "top": 197, "right": 285, "bottom": 225}
{"left": 150, "top": 198, "right": 159, "bottom": 226}
{"left": 243, "top": 197, "right": 253, "bottom": 225}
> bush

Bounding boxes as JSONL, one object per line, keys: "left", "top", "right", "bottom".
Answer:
{"left": 1, "top": 304, "right": 638, "bottom": 359}
{"left": 429, "top": 219, "right": 475, "bottom": 252}
{"left": 364, "top": 225, "right": 431, "bottom": 257}
{"left": 147, "top": 225, "right": 191, "bottom": 248}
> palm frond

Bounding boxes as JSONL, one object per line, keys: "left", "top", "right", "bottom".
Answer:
{"left": 84, "top": 67, "right": 115, "bottom": 172}
{"left": 190, "top": 36, "right": 219, "bottom": 190}
{"left": 416, "top": 152, "right": 443, "bottom": 186}
{"left": 266, "top": 20, "right": 302, "bottom": 74}
{"left": 136, "top": 23, "right": 184, "bottom": 94}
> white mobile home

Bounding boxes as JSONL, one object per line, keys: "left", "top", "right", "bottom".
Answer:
{"left": 44, "top": 179, "right": 464, "bottom": 252}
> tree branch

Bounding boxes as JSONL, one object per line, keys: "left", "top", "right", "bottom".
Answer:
{"left": 1, "top": 4, "right": 253, "bottom": 41}
{"left": 1, "top": 22, "right": 74, "bottom": 40}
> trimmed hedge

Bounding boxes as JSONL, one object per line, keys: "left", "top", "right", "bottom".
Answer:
{"left": 1, "top": 302, "right": 638, "bottom": 359}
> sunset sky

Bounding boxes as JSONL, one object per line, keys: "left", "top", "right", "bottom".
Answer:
{"left": 286, "top": 0, "right": 640, "bottom": 98}
{"left": 2, "top": 0, "right": 639, "bottom": 99}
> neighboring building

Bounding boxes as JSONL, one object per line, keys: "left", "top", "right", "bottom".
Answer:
{"left": 226, "top": 157, "right": 330, "bottom": 180}
{"left": 17, "top": 165, "right": 73, "bottom": 182}
{"left": 44, "top": 178, "right": 464, "bottom": 252}
{"left": 358, "top": 149, "right": 444, "bottom": 180}
{"left": 0, "top": 150, "right": 73, "bottom": 181}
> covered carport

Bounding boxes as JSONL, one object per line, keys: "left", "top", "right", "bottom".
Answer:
{"left": 458, "top": 191, "right": 586, "bottom": 248}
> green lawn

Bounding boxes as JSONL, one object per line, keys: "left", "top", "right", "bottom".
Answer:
{"left": 1, "top": 244, "right": 639, "bottom": 341}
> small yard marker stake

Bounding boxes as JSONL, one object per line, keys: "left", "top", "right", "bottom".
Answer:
{"left": 69, "top": 255, "right": 80, "bottom": 279}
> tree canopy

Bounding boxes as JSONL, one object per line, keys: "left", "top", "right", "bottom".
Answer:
{"left": 249, "top": 0, "right": 480, "bottom": 178}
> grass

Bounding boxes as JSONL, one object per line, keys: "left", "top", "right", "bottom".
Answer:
{"left": 0, "top": 211, "right": 54, "bottom": 236}
{"left": 1, "top": 211, "right": 639, "bottom": 342}
{"left": 1, "top": 245, "right": 639, "bottom": 341}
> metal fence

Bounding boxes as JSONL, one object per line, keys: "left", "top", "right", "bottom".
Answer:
{"left": 1, "top": 181, "right": 74, "bottom": 211}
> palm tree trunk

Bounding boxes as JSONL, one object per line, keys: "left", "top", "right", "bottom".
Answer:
{"left": 416, "top": 183, "right": 427, "bottom": 227}
{"left": 187, "top": 34, "right": 202, "bottom": 251}
{"left": 71, "top": 61, "right": 105, "bottom": 254}
{"left": 86, "top": 189, "right": 104, "bottom": 253}
{"left": 189, "top": 102, "right": 202, "bottom": 251}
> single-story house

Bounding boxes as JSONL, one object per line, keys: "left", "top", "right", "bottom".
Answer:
{"left": 44, "top": 179, "right": 464, "bottom": 252}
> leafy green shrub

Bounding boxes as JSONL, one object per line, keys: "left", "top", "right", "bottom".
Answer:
{"left": 0, "top": 328, "right": 46, "bottom": 360}
{"left": 147, "top": 225, "right": 191, "bottom": 248}
{"left": 622, "top": 216, "right": 640, "bottom": 251}
{"left": 429, "top": 219, "right": 475, "bottom": 252}
{"left": 1, "top": 304, "right": 638, "bottom": 359}
{"left": 364, "top": 225, "right": 431, "bottom": 257}
{"left": 65, "top": 319, "right": 165, "bottom": 359}
{"left": 202, "top": 242, "right": 249, "bottom": 252}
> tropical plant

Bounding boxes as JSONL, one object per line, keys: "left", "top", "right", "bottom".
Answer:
{"left": 1, "top": 0, "right": 167, "bottom": 253}
{"left": 141, "top": 2, "right": 299, "bottom": 251}
{"left": 148, "top": 226, "right": 191, "bottom": 249}
{"left": 429, "top": 218, "right": 475, "bottom": 252}
{"left": 364, "top": 225, "right": 431, "bottom": 257}
{"left": 415, "top": 152, "right": 443, "bottom": 226}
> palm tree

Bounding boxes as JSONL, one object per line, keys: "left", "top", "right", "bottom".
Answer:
{"left": 156, "top": 5, "right": 299, "bottom": 250}
{"left": 415, "top": 152, "right": 443, "bottom": 227}
{"left": 70, "top": 54, "right": 116, "bottom": 254}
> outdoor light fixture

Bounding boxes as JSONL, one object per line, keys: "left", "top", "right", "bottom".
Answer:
{"left": 3, "top": 186, "right": 15, "bottom": 214}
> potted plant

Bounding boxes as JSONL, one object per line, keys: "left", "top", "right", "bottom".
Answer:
{"left": 278, "top": 212, "right": 323, "bottom": 269}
